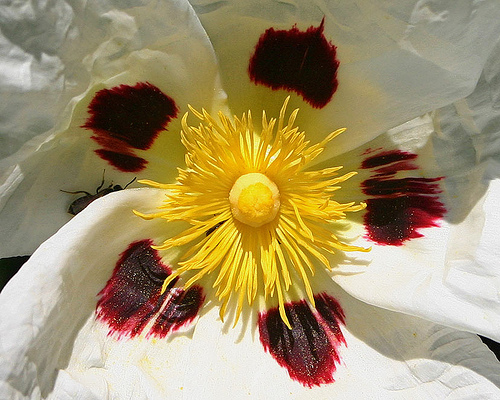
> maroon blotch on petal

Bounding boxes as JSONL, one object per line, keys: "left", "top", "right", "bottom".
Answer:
{"left": 96, "top": 240, "right": 205, "bottom": 339}
{"left": 84, "top": 82, "right": 178, "bottom": 149}
{"left": 94, "top": 149, "right": 147, "bottom": 173}
{"left": 361, "top": 150, "right": 446, "bottom": 246}
{"left": 149, "top": 285, "right": 205, "bottom": 338}
{"left": 249, "top": 18, "right": 339, "bottom": 109}
{"left": 360, "top": 150, "right": 417, "bottom": 169}
{"left": 258, "top": 293, "right": 346, "bottom": 387}
{"left": 362, "top": 177, "right": 442, "bottom": 196}
{"left": 314, "top": 293, "right": 345, "bottom": 338}
{"left": 83, "top": 82, "right": 178, "bottom": 172}
{"left": 364, "top": 196, "right": 446, "bottom": 245}
{"left": 373, "top": 161, "right": 418, "bottom": 176}
{"left": 96, "top": 239, "right": 173, "bottom": 338}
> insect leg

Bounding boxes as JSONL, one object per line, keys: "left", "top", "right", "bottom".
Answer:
{"left": 96, "top": 169, "right": 106, "bottom": 192}
{"left": 60, "top": 190, "right": 92, "bottom": 195}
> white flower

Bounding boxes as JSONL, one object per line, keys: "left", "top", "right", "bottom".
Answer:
{"left": 1, "top": 0, "right": 500, "bottom": 398}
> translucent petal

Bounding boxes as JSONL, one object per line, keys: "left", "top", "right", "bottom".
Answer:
{"left": 329, "top": 53, "right": 500, "bottom": 341}
{"left": 0, "top": 0, "right": 226, "bottom": 257}
{"left": 1, "top": 194, "right": 499, "bottom": 398}
{"left": 189, "top": 0, "right": 500, "bottom": 158}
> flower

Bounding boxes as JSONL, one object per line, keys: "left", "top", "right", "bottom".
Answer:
{"left": 1, "top": 0, "right": 500, "bottom": 398}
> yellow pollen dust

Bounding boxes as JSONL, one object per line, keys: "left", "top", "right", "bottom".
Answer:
{"left": 134, "top": 97, "right": 369, "bottom": 329}
{"left": 229, "top": 173, "right": 280, "bottom": 228}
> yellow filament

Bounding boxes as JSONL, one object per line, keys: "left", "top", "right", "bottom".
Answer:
{"left": 135, "top": 97, "right": 368, "bottom": 329}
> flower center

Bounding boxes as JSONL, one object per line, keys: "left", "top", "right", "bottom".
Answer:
{"left": 135, "top": 97, "right": 369, "bottom": 329}
{"left": 229, "top": 173, "right": 280, "bottom": 227}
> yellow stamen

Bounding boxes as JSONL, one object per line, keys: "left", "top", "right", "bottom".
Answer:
{"left": 135, "top": 97, "right": 368, "bottom": 329}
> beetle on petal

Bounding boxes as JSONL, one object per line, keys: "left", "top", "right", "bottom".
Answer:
{"left": 62, "top": 171, "right": 136, "bottom": 215}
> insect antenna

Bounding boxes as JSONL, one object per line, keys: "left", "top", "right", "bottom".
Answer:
{"left": 124, "top": 177, "right": 137, "bottom": 189}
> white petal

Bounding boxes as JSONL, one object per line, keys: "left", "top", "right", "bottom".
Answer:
{"left": 0, "top": 0, "right": 212, "bottom": 159}
{"left": 1, "top": 189, "right": 499, "bottom": 398}
{"left": 0, "top": 0, "right": 74, "bottom": 159}
{"left": 332, "top": 180, "right": 500, "bottom": 341}
{"left": 0, "top": 188, "right": 168, "bottom": 399}
{"left": 0, "top": 0, "right": 226, "bottom": 257}
{"left": 190, "top": 0, "right": 500, "bottom": 157}
{"left": 66, "top": 293, "right": 500, "bottom": 399}
{"left": 330, "top": 53, "right": 500, "bottom": 341}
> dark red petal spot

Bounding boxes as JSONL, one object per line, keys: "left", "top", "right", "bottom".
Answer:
{"left": 149, "top": 285, "right": 205, "bottom": 338}
{"left": 360, "top": 150, "right": 417, "bottom": 169}
{"left": 96, "top": 239, "right": 170, "bottom": 338}
{"left": 96, "top": 240, "right": 205, "bottom": 339}
{"left": 84, "top": 82, "right": 177, "bottom": 149}
{"left": 258, "top": 293, "right": 345, "bottom": 387}
{"left": 373, "top": 161, "right": 418, "bottom": 176}
{"left": 83, "top": 82, "right": 178, "bottom": 172}
{"left": 249, "top": 18, "right": 339, "bottom": 109}
{"left": 362, "top": 177, "right": 442, "bottom": 196}
{"left": 94, "top": 149, "right": 147, "bottom": 173}
{"left": 361, "top": 150, "right": 446, "bottom": 246}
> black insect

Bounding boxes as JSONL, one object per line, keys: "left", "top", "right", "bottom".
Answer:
{"left": 62, "top": 172, "right": 136, "bottom": 215}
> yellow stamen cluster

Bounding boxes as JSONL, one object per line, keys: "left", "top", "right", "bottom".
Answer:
{"left": 135, "top": 97, "right": 367, "bottom": 328}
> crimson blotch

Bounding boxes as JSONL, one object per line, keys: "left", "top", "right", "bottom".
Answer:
{"left": 249, "top": 19, "right": 339, "bottom": 109}
{"left": 361, "top": 150, "right": 446, "bottom": 245}
{"left": 258, "top": 293, "right": 346, "bottom": 387}
{"left": 83, "top": 82, "right": 178, "bottom": 172}
{"left": 96, "top": 240, "right": 204, "bottom": 338}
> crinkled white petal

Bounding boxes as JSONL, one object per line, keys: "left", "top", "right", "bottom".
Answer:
{"left": 0, "top": 0, "right": 74, "bottom": 159}
{"left": 0, "top": 0, "right": 226, "bottom": 257}
{"left": 333, "top": 178, "right": 500, "bottom": 342}
{"left": 0, "top": 188, "right": 168, "bottom": 399}
{"left": 189, "top": 0, "right": 500, "bottom": 158}
{"left": 330, "top": 49, "right": 500, "bottom": 341}
{"left": 0, "top": 0, "right": 219, "bottom": 159}
{"left": 1, "top": 189, "right": 499, "bottom": 399}
{"left": 67, "top": 292, "right": 500, "bottom": 399}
